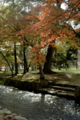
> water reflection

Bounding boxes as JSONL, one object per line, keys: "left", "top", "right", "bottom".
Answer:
{"left": 0, "top": 85, "right": 80, "bottom": 120}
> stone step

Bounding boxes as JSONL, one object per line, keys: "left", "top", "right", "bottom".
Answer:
{"left": 48, "top": 81, "right": 78, "bottom": 88}
{"left": 39, "top": 88, "right": 75, "bottom": 99}
{"left": 49, "top": 85, "right": 75, "bottom": 92}
{"left": 48, "top": 89, "right": 74, "bottom": 99}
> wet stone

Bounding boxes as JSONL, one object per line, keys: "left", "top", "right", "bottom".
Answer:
{"left": 0, "top": 106, "right": 2, "bottom": 110}
{"left": 2, "top": 108, "right": 11, "bottom": 115}
{"left": 4, "top": 114, "right": 17, "bottom": 120}
{"left": 0, "top": 110, "right": 5, "bottom": 114}
{"left": 12, "top": 115, "right": 27, "bottom": 120}
{"left": 0, "top": 107, "right": 27, "bottom": 120}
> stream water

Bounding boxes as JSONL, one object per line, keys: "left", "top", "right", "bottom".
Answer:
{"left": 0, "top": 85, "right": 80, "bottom": 120}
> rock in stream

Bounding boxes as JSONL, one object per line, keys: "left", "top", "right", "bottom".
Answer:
{"left": 0, "top": 106, "right": 27, "bottom": 120}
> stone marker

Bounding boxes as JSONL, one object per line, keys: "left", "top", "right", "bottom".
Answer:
{"left": 75, "top": 87, "right": 80, "bottom": 103}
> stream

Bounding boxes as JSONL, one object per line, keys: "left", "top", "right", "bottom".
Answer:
{"left": 0, "top": 85, "right": 80, "bottom": 120}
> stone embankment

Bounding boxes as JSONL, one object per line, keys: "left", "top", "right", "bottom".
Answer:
{"left": 0, "top": 106, "right": 27, "bottom": 120}
{"left": 4, "top": 77, "right": 79, "bottom": 100}
{"left": 5, "top": 77, "right": 80, "bottom": 100}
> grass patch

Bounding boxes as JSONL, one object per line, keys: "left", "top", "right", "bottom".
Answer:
{"left": 53, "top": 67, "right": 80, "bottom": 74}
{"left": 0, "top": 67, "right": 80, "bottom": 86}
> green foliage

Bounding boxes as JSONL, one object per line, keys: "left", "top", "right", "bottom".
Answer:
{"left": 52, "top": 44, "right": 78, "bottom": 70}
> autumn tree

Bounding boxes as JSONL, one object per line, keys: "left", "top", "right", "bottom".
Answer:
{"left": 19, "top": 0, "right": 80, "bottom": 75}
{"left": 39, "top": 0, "right": 80, "bottom": 73}
{"left": 1, "top": 0, "right": 79, "bottom": 77}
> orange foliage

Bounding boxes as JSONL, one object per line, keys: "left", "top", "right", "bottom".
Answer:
{"left": 18, "top": 0, "right": 80, "bottom": 64}
{"left": 29, "top": 45, "right": 46, "bottom": 64}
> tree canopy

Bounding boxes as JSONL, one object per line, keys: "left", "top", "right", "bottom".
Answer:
{"left": 0, "top": 0, "right": 80, "bottom": 76}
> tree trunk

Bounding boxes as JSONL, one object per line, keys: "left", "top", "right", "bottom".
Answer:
{"left": 39, "top": 64, "right": 45, "bottom": 79}
{"left": 76, "top": 50, "right": 78, "bottom": 69}
{"left": 14, "top": 43, "right": 18, "bottom": 75}
{"left": 43, "top": 0, "right": 61, "bottom": 74}
{"left": 43, "top": 45, "right": 54, "bottom": 73}
{"left": 0, "top": 51, "right": 13, "bottom": 75}
{"left": 11, "top": 62, "right": 14, "bottom": 71}
{"left": 23, "top": 42, "right": 28, "bottom": 74}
